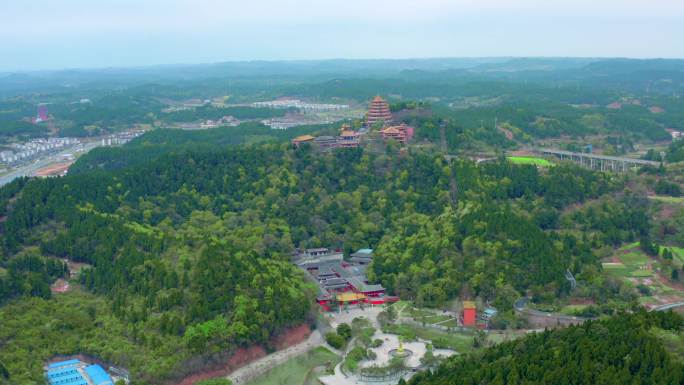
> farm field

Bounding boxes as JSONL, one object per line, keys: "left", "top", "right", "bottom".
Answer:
{"left": 612, "top": 247, "right": 650, "bottom": 277}
{"left": 245, "top": 347, "right": 340, "bottom": 385}
{"left": 603, "top": 242, "right": 684, "bottom": 309}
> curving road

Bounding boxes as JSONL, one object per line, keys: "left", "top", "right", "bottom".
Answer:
{"left": 515, "top": 297, "right": 684, "bottom": 323}
{"left": 651, "top": 301, "right": 684, "bottom": 312}
{"left": 514, "top": 298, "right": 594, "bottom": 325}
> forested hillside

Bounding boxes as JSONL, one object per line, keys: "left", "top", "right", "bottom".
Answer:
{"left": 68, "top": 121, "right": 339, "bottom": 173}
{"left": 0, "top": 128, "right": 658, "bottom": 383}
{"left": 408, "top": 310, "right": 684, "bottom": 385}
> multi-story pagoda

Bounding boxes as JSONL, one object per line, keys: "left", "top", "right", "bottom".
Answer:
{"left": 366, "top": 96, "right": 392, "bottom": 128}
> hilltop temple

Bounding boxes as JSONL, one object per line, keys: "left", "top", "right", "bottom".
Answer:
{"left": 379, "top": 123, "right": 414, "bottom": 144}
{"left": 291, "top": 124, "right": 361, "bottom": 150}
{"left": 366, "top": 96, "right": 392, "bottom": 127}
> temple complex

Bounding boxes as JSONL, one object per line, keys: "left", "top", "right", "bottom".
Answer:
{"left": 380, "top": 123, "right": 414, "bottom": 144}
{"left": 292, "top": 247, "right": 396, "bottom": 310}
{"left": 337, "top": 124, "right": 361, "bottom": 148}
{"left": 292, "top": 124, "right": 361, "bottom": 150}
{"left": 366, "top": 96, "right": 393, "bottom": 127}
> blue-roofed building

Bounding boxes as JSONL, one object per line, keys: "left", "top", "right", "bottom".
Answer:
{"left": 46, "top": 360, "right": 114, "bottom": 385}
{"left": 482, "top": 307, "right": 498, "bottom": 320}
{"left": 85, "top": 364, "right": 115, "bottom": 385}
{"left": 46, "top": 360, "right": 88, "bottom": 385}
{"left": 48, "top": 359, "right": 81, "bottom": 369}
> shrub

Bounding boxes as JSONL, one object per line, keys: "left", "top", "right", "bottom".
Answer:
{"left": 337, "top": 323, "right": 352, "bottom": 341}
{"left": 325, "top": 332, "right": 346, "bottom": 349}
{"left": 636, "top": 284, "right": 652, "bottom": 296}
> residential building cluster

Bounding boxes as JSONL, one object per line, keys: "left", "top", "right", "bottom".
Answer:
{"left": 100, "top": 130, "right": 145, "bottom": 146}
{"left": 0, "top": 137, "right": 79, "bottom": 165}
{"left": 667, "top": 128, "right": 682, "bottom": 141}
{"left": 253, "top": 98, "right": 349, "bottom": 112}
{"left": 198, "top": 116, "right": 240, "bottom": 129}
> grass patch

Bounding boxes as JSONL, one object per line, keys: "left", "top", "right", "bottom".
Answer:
{"left": 439, "top": 319, "right": 460, "bottom": 328}
{"left": 630, "top": 269, "right": 654, "bottom": 278}
{"left": 423, "top": 314, "right": 453, "bottom": 324}
{"left": 619, "top": 242, "right": 641, "bottom": 251}
{"left": 411, "top": 313, "right": 452, "bottom": 325}
{"left": 507, "top": 156, "right": 553, "bottom": 166}
{"left": 245, "top": 347, "right": 340, "bottom": 385}
{"left": 619, "top": 250, "right": 649, "bottom": 266}
{"left": 383, "top": 323, "right": 474, "bottom": 352}
{"left": 603, "top": 262, "right": 629, "bottom": 277}
{"left": 405, "top": 306, "right": 434, "bottom": 318}
{"left": 605, "top": 248, "right": 655, "bottom": 280}
{"left": 557, "top": 304, "right": 590, "bottom": 316}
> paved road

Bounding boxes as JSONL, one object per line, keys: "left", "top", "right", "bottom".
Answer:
{"left": 0, "top": 141, "right": 100, "bottom": 187}
{"left": 515, "top": 297, "right": 684, "bottom": 320}
{"left": 652, "top": 301, "right": 684, "bottom": 312}
{"left": 514, "top": 298, "right": 593, "bottom": 324}
{"left": 226, "top": 330, "right": 323, "bottom": 385}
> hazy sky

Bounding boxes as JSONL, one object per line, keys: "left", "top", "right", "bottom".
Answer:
{"left": 1, "top": 0, "right": 683, "bottom": 71}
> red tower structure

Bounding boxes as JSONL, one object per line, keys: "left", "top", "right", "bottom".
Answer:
{"left": 463, "top": 301, "right": 477, "bottom": 327}
{"left": 366, "top": 96, "right": 392, "bottom": 128}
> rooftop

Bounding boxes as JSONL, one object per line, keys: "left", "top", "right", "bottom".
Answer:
{"left": 48, "top": 359, "right": 81, "bottom": 369}
{"left": 337, "top": 292, "right": 366, "bottom": 302}
{"left": 292, "top": 135, "right": 315, "bottom": 142}
{"left": 84, "top": 364, "right": 115, "bottom": 385}
{"left": 46, "top": 360, "right": 113, "bottom": 385}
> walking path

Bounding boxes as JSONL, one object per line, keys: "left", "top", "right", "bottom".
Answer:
{"left": 226, "top": 330, "right": 323, "bottom": 385}
{"left": 433, "top": 317, "right": 456, "bottom": 326}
